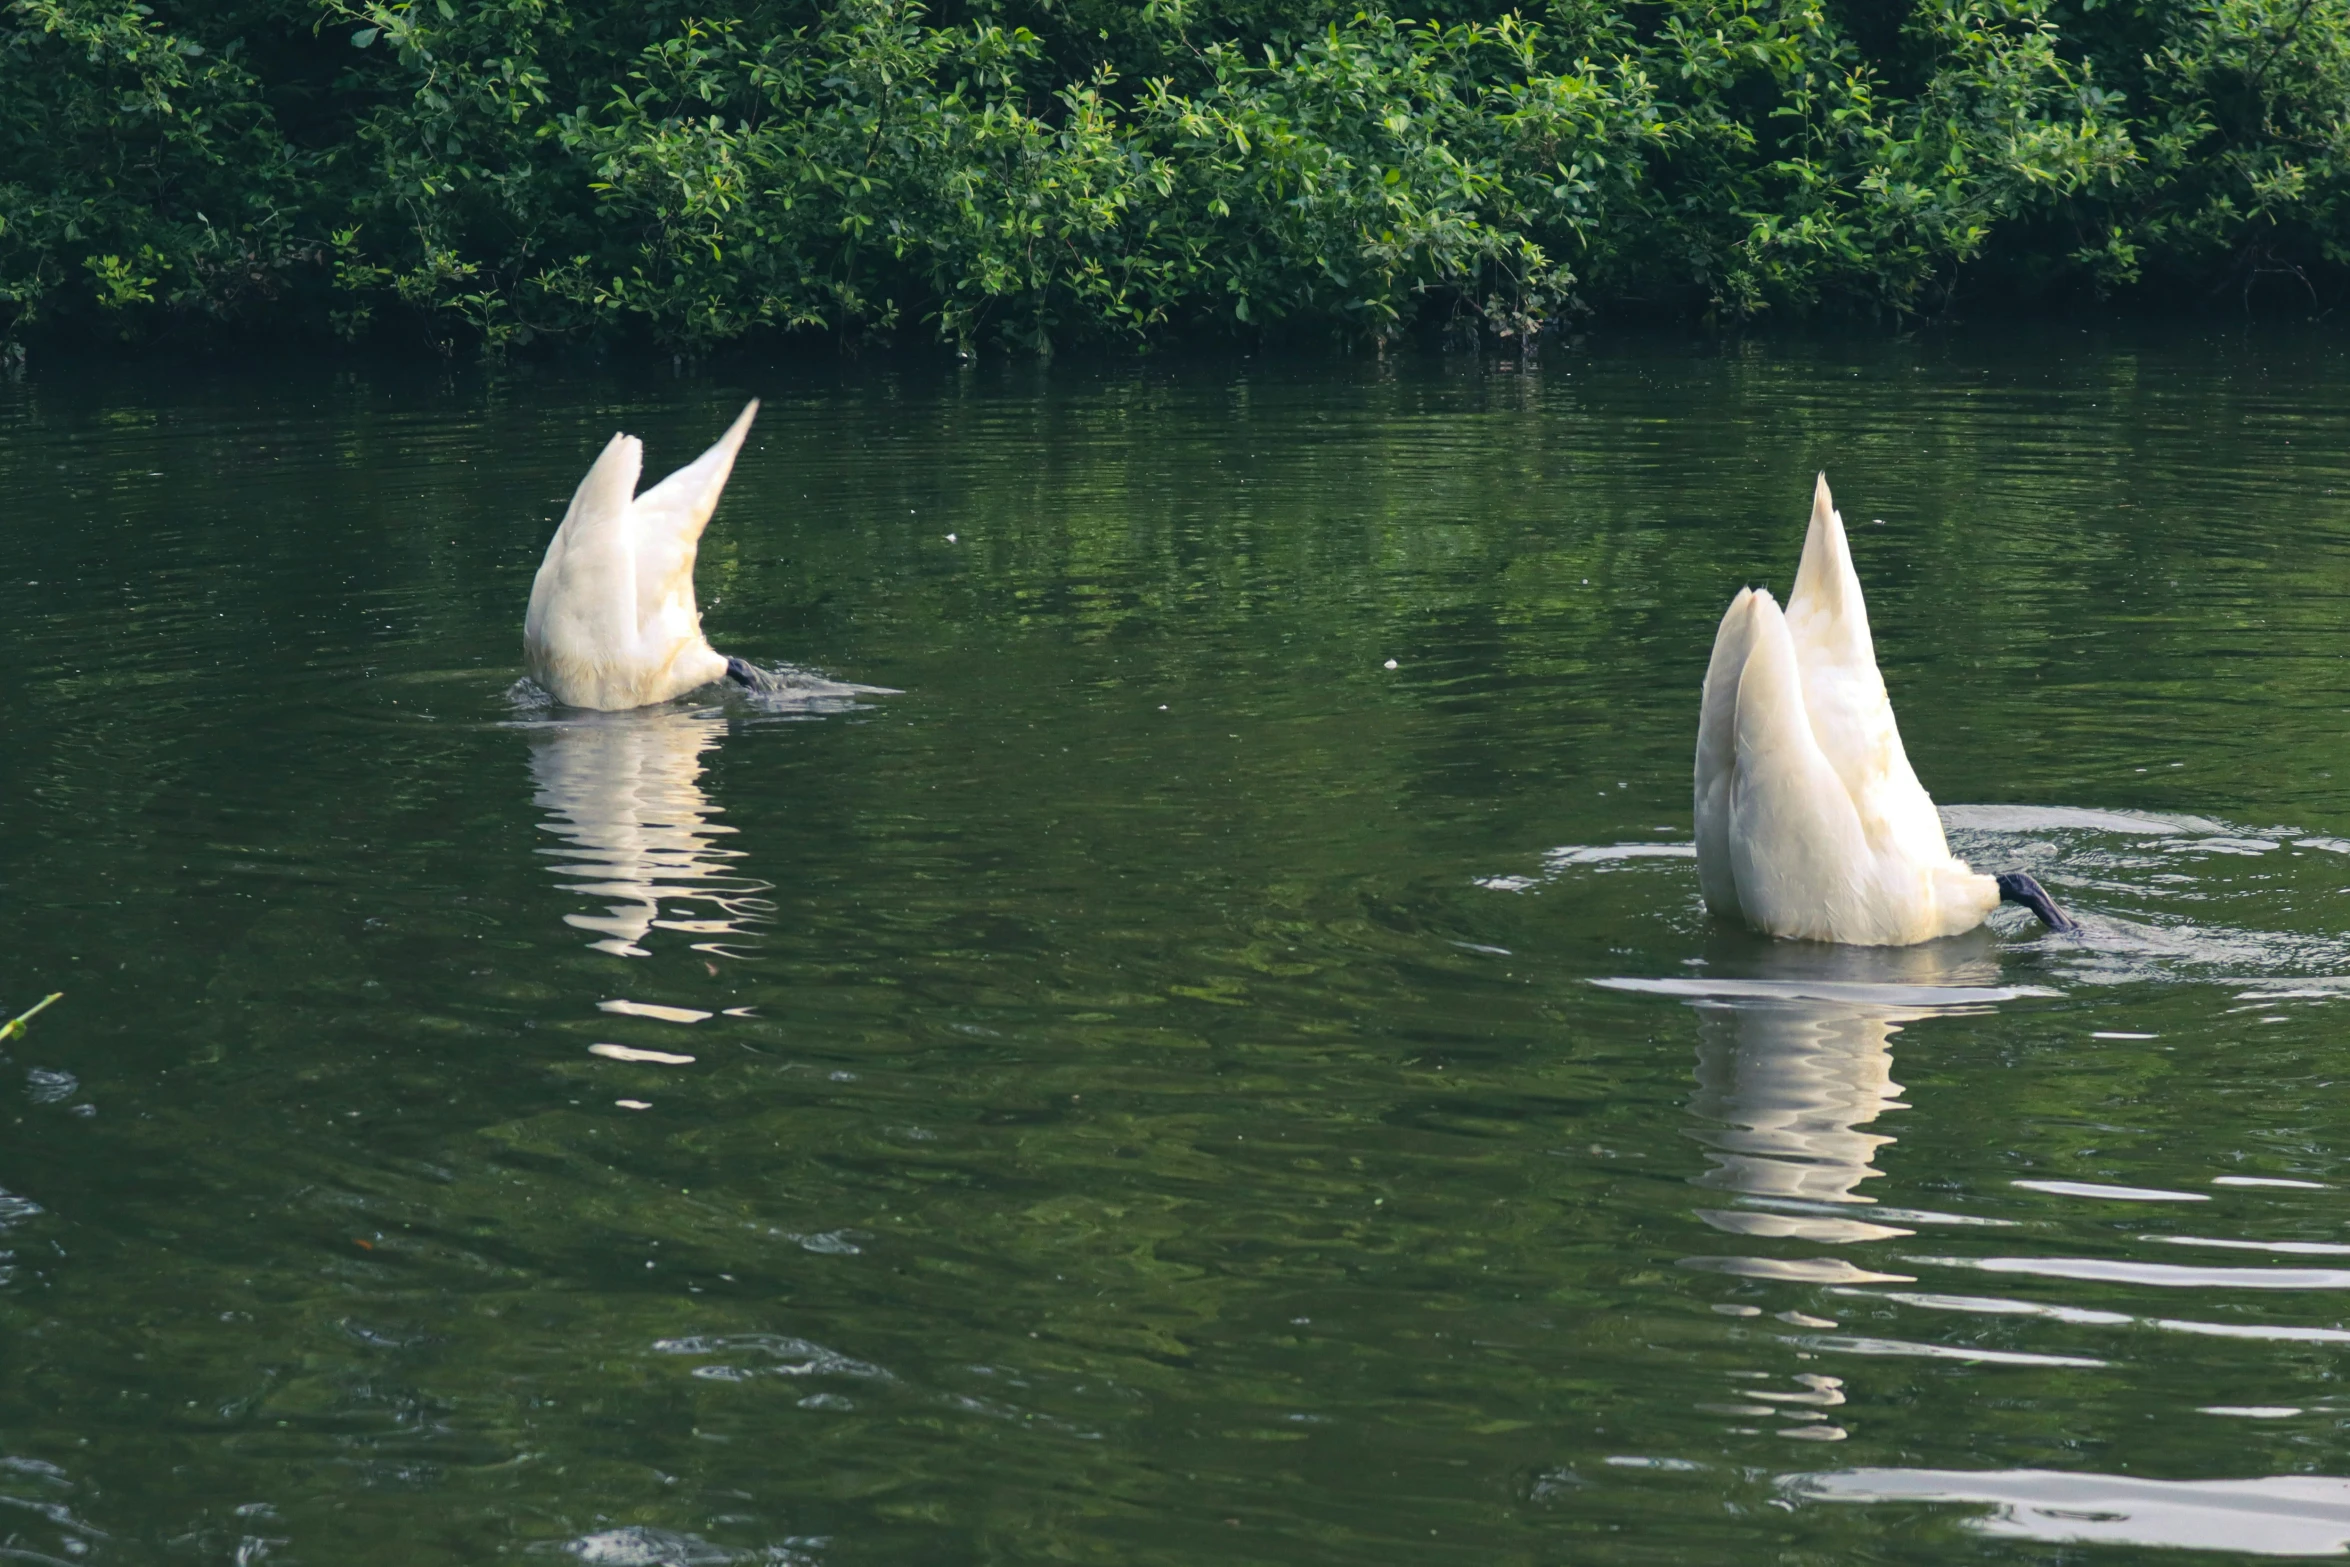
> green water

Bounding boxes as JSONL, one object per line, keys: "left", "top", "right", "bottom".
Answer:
{"left": 8, "top": 332, "right": 2350, "bottom": 1564}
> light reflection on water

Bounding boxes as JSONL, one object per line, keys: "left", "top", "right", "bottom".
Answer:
{"left": 1789, "top": 1468, "right": 2350, "bottom": 1556}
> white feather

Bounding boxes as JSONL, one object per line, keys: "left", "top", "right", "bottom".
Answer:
{"left": 1696, "top": 586, "right": 1758, "bottom": 917}
{"left": 1694, "top": 475, "right": 2000, "bottom": 945}
{"left": 524, "top": 401, "right": 758, "bottom": 709}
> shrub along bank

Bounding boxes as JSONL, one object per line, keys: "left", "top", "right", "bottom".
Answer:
{"left": 4, "top": 0, "right": 2346, "bottom": 354}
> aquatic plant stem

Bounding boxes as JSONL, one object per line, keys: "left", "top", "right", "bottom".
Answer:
{"left": 0, "top": 993, "right": 63, "bottom": 1043}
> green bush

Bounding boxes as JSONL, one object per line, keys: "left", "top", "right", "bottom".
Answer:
{"left": 0, "top": 0, "right": 2344, "bottom": 351}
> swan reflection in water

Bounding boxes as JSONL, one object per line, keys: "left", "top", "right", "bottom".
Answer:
{"left": 527, "top": 709, "right": 773, "bottom": 958}
{"left": 1683, "top": 940, "right": 2003, "bottom": 1227}
{"left": 1599, "top": 937, "right": 2053, "bottom": 1441}
{"left": 1689, "top": 997, "right": 1908, "bottom": 1221}
{"left": 1601, "top": 934, "right": 2047, "bottom": 1277}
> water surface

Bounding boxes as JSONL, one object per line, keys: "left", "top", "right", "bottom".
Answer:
{"left": 6, "top": 330, "right": 2350, "bottom": 1561}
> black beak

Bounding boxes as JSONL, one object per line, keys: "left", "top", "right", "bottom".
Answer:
{"left": 1996, "top": 871, "right": 2078, "bottom": 934}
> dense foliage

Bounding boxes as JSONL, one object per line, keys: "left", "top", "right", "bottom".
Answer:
{"left": 4, "top": 0, "right": 2347, "bottom": 352}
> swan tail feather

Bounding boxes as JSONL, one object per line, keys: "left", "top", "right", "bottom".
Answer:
{"left": 628, "top": 399, "right": 758, "bottom": 639}
{"left": 1695, "top": 586, "right": 1758, "bottom": 916}
{"left": 634, "top": 400, "right": 759, "bottom": 548}
{"left": 1779, "top": 472, "right": 1950, "bottom": 865}
{"left": 1786, "top": 470, "right": 1881, "bottom": 698}
{"left": 524, "top": 431, "right": 645, "bottom": 684}
{"left": 1728, "top": 592, "right": 1873, "bottom": 941}
{"left": 1788, "top": 472, "right": 1863, "bottom": 645}
{"left": 553, "top": 432, "right": 645, "bottom": 555}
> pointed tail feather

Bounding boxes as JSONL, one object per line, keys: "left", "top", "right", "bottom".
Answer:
{"left": 1695, "top": 586, "right": 1758, "bottom": 916}
{"left": 525, "top": 430, "right": 644, "bottom": 659}
{"left": 633, "top": 399, "right": 760, "bottom": 545}
{"left": 1779, "top": 471, "right": 1949, "bottom": 865}
{"left": 551, "top": 432, "right": 645, "bottom": 554}
{"left": 1788, "top": 471, "right": 1866, "bottom": 648}
{"left": 625, "top": 399, "right": 759, "bottom": 643}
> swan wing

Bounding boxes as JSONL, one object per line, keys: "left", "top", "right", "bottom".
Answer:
{"left": 525, "top": 431, "right": 645, "bottom": 677}
{"left": 1696, "top": 587, "right": 1758, "bottom": 915}
{"left": 1783, "top": 473, "right": 1949, "bottom": 863}
{"left": 1727, "top": 591, "right": 1874, "bottom": 942}
{"left": 626, "top": 399, "right": 759, "bottom": 642}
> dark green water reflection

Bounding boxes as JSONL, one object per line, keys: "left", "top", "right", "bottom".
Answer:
{"left": 8, "top": 332, "right": 2350, "bottom": 1562}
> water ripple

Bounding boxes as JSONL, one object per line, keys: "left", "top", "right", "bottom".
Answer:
{"left": 1787, "top": 1467, "right": 2350, "bottom": 1554}
{"left": 1916, "top": 1254, "right": 2350, "bottom": 1290}
{"left": 1790, "top": 1334, "right": 2109, "bottom": 1368}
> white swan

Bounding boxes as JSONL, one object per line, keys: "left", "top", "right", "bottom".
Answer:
{"left": 1694, "top": 474, "right": 2073, "bottom": 945}
{"left": 525, "top": 401, "right": 763, "bottom": 710}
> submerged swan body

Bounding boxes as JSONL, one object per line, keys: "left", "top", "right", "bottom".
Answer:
{"left": 1695, "top": 475, "right": 2074, "bottom": 946}
{"left": 525, "top": 401, "right": 760, "bottom": 710}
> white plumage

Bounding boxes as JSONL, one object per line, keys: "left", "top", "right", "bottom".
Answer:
{"left": 1695, "top": 474, "right": 2007, "bottom": 946}
{"left": 525, "top": 401, "right": 758, "bottom": 710}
